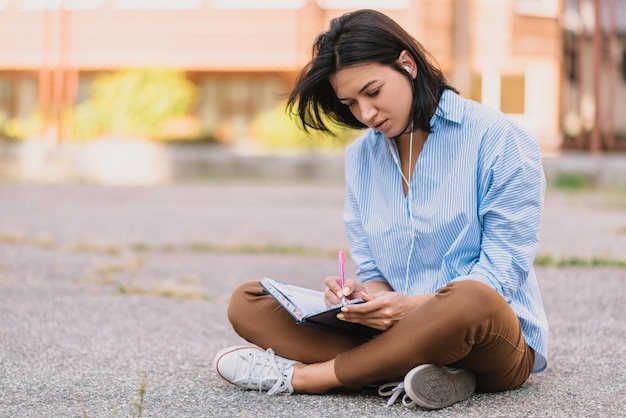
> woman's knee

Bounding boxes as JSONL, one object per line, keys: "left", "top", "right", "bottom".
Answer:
{"left": 440, "top": 280, "right": 509, "bottom": 321}
{"left": 226, "top": 280, "right": 264, "bottom": 329}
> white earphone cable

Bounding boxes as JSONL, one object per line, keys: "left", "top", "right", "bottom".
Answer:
{"left": 385, "top": 125, "right": 415, "bottom": 294}
{"left": 403, "top": 127, "right": 414, "bottom": 294}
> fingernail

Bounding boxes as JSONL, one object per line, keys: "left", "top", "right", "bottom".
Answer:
{"left": 342, "top": 287, "right": 350, "bottom": 296}
{"left": 336, "top": 291, "right": 343, "bottom": 299}
{"left": 337, "top": 313, "right": 345, "bottom": 321}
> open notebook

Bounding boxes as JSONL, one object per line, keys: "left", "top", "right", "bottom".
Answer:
{"left": 259, "top": 277, "right": 381, "bottom": 338}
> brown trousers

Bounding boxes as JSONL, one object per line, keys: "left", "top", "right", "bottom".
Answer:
{"left": 227, "top": 279, "right": 534, "bottom": 392}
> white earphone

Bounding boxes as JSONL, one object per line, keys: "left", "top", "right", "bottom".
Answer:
{"left": 403, "top": 65, "right": 411, "bottom": 73}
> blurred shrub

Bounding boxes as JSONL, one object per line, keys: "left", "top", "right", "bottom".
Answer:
{"left": 0, "top": 111, "right": 7, "bottom": 138}
{"left": 553, "top": 171, "right": 594, "bottom": 190}
{"left": 73, "top": 69, "right": 198, "bottom": 141}
{"left": 249, "top": 102, "right": 359, "bottom": 153}
{"left": 3, "top": 112, "right": 42, "bottom": 140}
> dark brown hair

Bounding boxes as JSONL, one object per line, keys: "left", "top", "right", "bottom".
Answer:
{"left": 286, "top": 9, "right": 456, "bottom": 135}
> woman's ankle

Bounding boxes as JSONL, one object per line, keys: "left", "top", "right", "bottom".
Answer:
{"left": 291, "top": 361, "right": 340, "bottom": 394}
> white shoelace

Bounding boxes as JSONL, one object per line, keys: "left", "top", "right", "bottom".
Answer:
{"left": 238, "top": 348, "right": 294, "bottom": 395}
{"left": 378, "top": 382, "right": 415, "bottom": 408}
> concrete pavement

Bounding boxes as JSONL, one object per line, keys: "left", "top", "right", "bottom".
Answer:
{"left": 0, "top": 180, "right": 625, "bottom": 417}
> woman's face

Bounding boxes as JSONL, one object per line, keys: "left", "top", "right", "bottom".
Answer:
{"left": 330, "top": 62, "right": 414, "bottom": 138}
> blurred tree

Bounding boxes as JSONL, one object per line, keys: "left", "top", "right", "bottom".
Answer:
{"left": 250, "top": 101, "right": 359, "bottom": 153}
{"left": 73, "top": 69, "right": 198, "bottom": 141}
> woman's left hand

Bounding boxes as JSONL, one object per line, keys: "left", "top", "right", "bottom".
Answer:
{"left": 337, "top": 291, "right": 433, "bottom": 331}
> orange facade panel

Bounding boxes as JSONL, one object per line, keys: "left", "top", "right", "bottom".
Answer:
{"left": 0, "top": 6, "right": 307, "bottom": 70}
{"left": 1, "top": 3, "right": 464, "bottom": 72}
{"left": 0, "top": 8, "right": 47, "bottom": 67}
{"left": 511, "top": 15, "right": 562, "bottom": 56}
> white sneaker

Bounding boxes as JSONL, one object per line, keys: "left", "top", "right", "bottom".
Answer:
{"left": 403, "top": 364, "right": 476, "bottom": 409}
{"left": 213, "top": 346, "right": 299, "bottom": 395}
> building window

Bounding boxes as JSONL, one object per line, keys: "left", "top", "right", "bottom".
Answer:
{"left": 566, "top": 47, "right": 578, "bottom": 82}
{"left": 468, "top": 72, "right": 526, "bottom": 115}
{"left": 0, "top": 73, "right": 37, "bottom": 122}
{"left": 212, "top": 0, "right": 306, "bottom": 10}
{"left": 564, "top": 32, "right": 579, "bottom": 83}
{"left": 0, "top": 77, "right": 12, "bottom": 117}
{"left": 317, "top": 0, "right": 409, "bottom": 10}
{"left": 195, "top": 74, "right": 285, "bottom": 143}
{"left": 514, "top": 0, "right": 559, "bottom": 18}
{"left": 469, "top": 74, "right": 482, "bottom": 104}
{"left": 115, "top": 0, "right": 204, "bottom": 10}
{"left": 500, "top": 75, "right": 525, "bottom": 114}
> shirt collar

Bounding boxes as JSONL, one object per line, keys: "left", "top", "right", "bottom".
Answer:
{"left": 430, "top": 89, "right": 464, "bottom": 128}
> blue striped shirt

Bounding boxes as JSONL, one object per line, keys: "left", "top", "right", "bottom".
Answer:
{"left": 343, "top": 90, "right": 548, "bottom": 373}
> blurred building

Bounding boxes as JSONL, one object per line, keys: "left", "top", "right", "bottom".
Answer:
{"left": 562, "top": 0, "right": 626, "bottom": 152}
{"left": 0, "top": 0, "right": 624, "bottom": 153}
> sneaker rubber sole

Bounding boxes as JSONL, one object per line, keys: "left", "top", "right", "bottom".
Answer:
{"left": 403, "top": 364, "right": 476, "bottom": 410}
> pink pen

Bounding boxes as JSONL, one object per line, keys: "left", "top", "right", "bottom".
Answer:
{"left": 338, "top": 250, "right": 346, "bottom": 303}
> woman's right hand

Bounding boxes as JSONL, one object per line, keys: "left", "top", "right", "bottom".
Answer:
{"left": 323, "top": 276, "right": 369, "bottom": 307}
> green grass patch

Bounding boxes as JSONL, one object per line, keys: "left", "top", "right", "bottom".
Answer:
{"left": 3, "top": 230, "right": 625, "bottom": 269}
{"left": 79, "top": 373, "right": 148, "bottom": 418}
{"left": 0, "top": 233, "right": 57, "bottom": 249}
{"left": 71, "top": 242, "right": 124, "bottom": 255}
{"left": 551, "top": 171, "right": 594, "bottom": 190}
{"left": 4, "top": 234, "right": 339, "bottom": 258}
{"left": 131, "top": 373, "right": 148, "bottom": 418}
{"left": 187, "top": 242, "right": 337, "bottom": 257}
{"left": 93, "top": 258, "right": 145, "bottom": 275}
{"left": 535, "top": 254, "right": 626, "bottom": 268}
{"left": 117, "top": 281, "right": 209, "bottom": 301}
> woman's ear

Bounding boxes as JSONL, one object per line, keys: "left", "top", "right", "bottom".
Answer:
{"left": 397, "top": 50, "right": 416, "bottom": 78}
